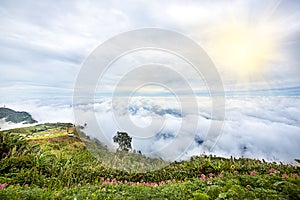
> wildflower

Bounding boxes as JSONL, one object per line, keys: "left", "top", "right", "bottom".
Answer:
{"left": 246, "top": 185, "right": 251, "bottom": 190}
{"left": 282, "top": 174, "right": 289, "bottom": 179}
{"left": 207, "top": 181, "right": 212, "bottom": 185}
{"left": 159, "top": 181, "right": 165, "bottom": 185}
{"left": 269, "top": 168, "right": 276, "bottom": 174}
{"left": 150, "top": 183, "right": 158, "bottom": 187}
{"left": 0, "top": 183, "right": 8, "bottom": 190}
{"left": 233, "top": 171, "right": 239, "bottom": 175}
{"left": 218, "top": 173, "right": 224, "bottom": 178}
{"left": 291, "top": 173, "right": 299, "bottom": 179}
{"left": 24, "top": 184, "right": 29, "bottom": 187}
{"left": 208, "top": 173, "right": 214, "bottom": 178}
{"left": 250, "top": 171, "right": 257, "bottom": 176}
{"left": 200, "top": 174, "right": 206, "bottom": 180}
{"left": 100, "top": 177, "right": 105, "bottom": 182}
{"left": 230, "top": 165, "right": 235, "bottom": 170}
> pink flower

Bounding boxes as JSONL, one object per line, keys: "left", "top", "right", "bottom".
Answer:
{"left": 100, "top": 177, "right": 105, "bottom": 182}
{"left": 292, "top": 173, "right": 299, "bottom": 179}
{"left": 159, "top": 181, "right": 165, "bottom": 185}
{"left": 129, "top": 182, "right": 135, "bottom": 186}
{"left": 282, "top": 174, "right": 289, "bottom": 179}
{"left": 167, "top": 180, "right": 172, "bottom": 183}
{"left": 218, "top": 173, "right": 224, "bottom": 178}
{"left": 233, "top": 171, "right": 239, "bottom": 175}
{"left": 151, "top": 183, "right": 158, "bottom": 187}
{"left": 24, "top": 184, "right": 29, "bottom": 187}
{"left": 200, "top": 174, "right": 206, "bottom": 180}
{"left": 250, "top": 171, "right": 257, "bottom": 176}
{"left": 0, "top": 183, "right": 8, "bottom": 190}
{"left": 144, "top": 182, "right": 150, "bottom": 186}
{"left": 269, "top": 168, "right": 276, "bottom": 174}
{"left": 208, "top": 173, "right": 214, "bottom": 178}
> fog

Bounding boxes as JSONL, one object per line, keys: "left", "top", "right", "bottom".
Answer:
{"left": 3, "top": 96, "right": 299, "bottom": 162}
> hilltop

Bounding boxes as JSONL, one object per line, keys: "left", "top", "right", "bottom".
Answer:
{"left": 0, "top": 107, "right": 37, "bottom": 126}
{"left": 0, "top": 123, "right": 299, "bottom": 199}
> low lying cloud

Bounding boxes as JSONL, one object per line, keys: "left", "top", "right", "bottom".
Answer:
{"left": 2, "top": 96, "right": 299, "bottom": 163}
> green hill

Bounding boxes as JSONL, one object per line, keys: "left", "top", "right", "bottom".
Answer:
{"left": 0, "top": 107, "right": 37, "bottom": 125}
{"left": 0, "top": 123, "right": 299, "bottom": 199}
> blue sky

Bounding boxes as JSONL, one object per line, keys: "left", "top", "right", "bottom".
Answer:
{"left": 0, "top": 0, "right": 300, "bottom": 103}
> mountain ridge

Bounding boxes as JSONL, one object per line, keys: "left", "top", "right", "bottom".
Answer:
{"left": 0, "top": 107, "right": 37, "bottom": 125}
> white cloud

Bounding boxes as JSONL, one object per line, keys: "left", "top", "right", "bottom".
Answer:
{"left": 2, "top": 96, "right": 299, "bottom": 162}
{"left": 1, "top": 0, "right": 300, "bottom": 163}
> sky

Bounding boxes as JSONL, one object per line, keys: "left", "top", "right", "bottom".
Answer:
{"left": 1, "top": 0, "right": 300, "bottom": 101}
{"left": 0, "top": 0, "right": 300, "bottom": 162}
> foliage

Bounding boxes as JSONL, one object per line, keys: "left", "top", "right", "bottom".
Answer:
{"left": 0, "top": 124, "right": 299, "bottom": 199}
{"left": 0, "top": 107, "right": 37, "bottom": 124}
{"left": 0, "top": 131, "right": 39, "bottom": 159}
{"left": 113, "top": 131, "right": 132, "bottom": 152}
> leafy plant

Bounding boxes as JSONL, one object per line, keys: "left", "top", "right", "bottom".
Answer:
{"left": 113, "top": 131, "right": 132, "bottom": 152}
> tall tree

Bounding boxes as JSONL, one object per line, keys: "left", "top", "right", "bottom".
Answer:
{"left": 113, "top": 131, "right": 132, "bottom": 152}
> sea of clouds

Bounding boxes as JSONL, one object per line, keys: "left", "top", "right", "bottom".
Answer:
{"left": 2, "top": 96, "right": 300, "bottom": 163}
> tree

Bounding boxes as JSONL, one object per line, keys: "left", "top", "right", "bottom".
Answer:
{"left": 113, "top": 131, "right": 132, "bottom": 152}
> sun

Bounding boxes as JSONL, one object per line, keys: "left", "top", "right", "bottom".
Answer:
{"left": 206, "top": 21, "right": 277, "bottom": 77}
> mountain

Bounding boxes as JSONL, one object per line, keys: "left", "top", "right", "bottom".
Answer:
{"left": 0, "top": 107, "right": 37, "bottom": 124}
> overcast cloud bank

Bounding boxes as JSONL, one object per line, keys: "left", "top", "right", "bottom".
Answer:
{"left": 2, "top": 96, "right": 299, "bottom": 162}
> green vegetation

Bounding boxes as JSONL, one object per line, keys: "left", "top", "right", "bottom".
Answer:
{"left": 0, "top": 108, "right": 37, "bottom": 124}
{"left": 113, "top": 131, "right": 132, "bottom": 152}
{"left": 0, "top": 123, "right": 299, "bottom": 199}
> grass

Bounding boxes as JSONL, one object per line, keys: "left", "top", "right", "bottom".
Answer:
{"left": 0, "top": 123, "right": 299, "bottom": 199}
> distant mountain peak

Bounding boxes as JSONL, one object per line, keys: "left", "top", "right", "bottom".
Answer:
{"left": 0, "top": 107, "right": 37, "bottom": 125}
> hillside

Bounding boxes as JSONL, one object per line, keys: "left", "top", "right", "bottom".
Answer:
{"left": 0, "top": 107, "right": 37, "bottom": 125}
{"left": 0, "top": 123, "right": 299, "bottom": 199}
